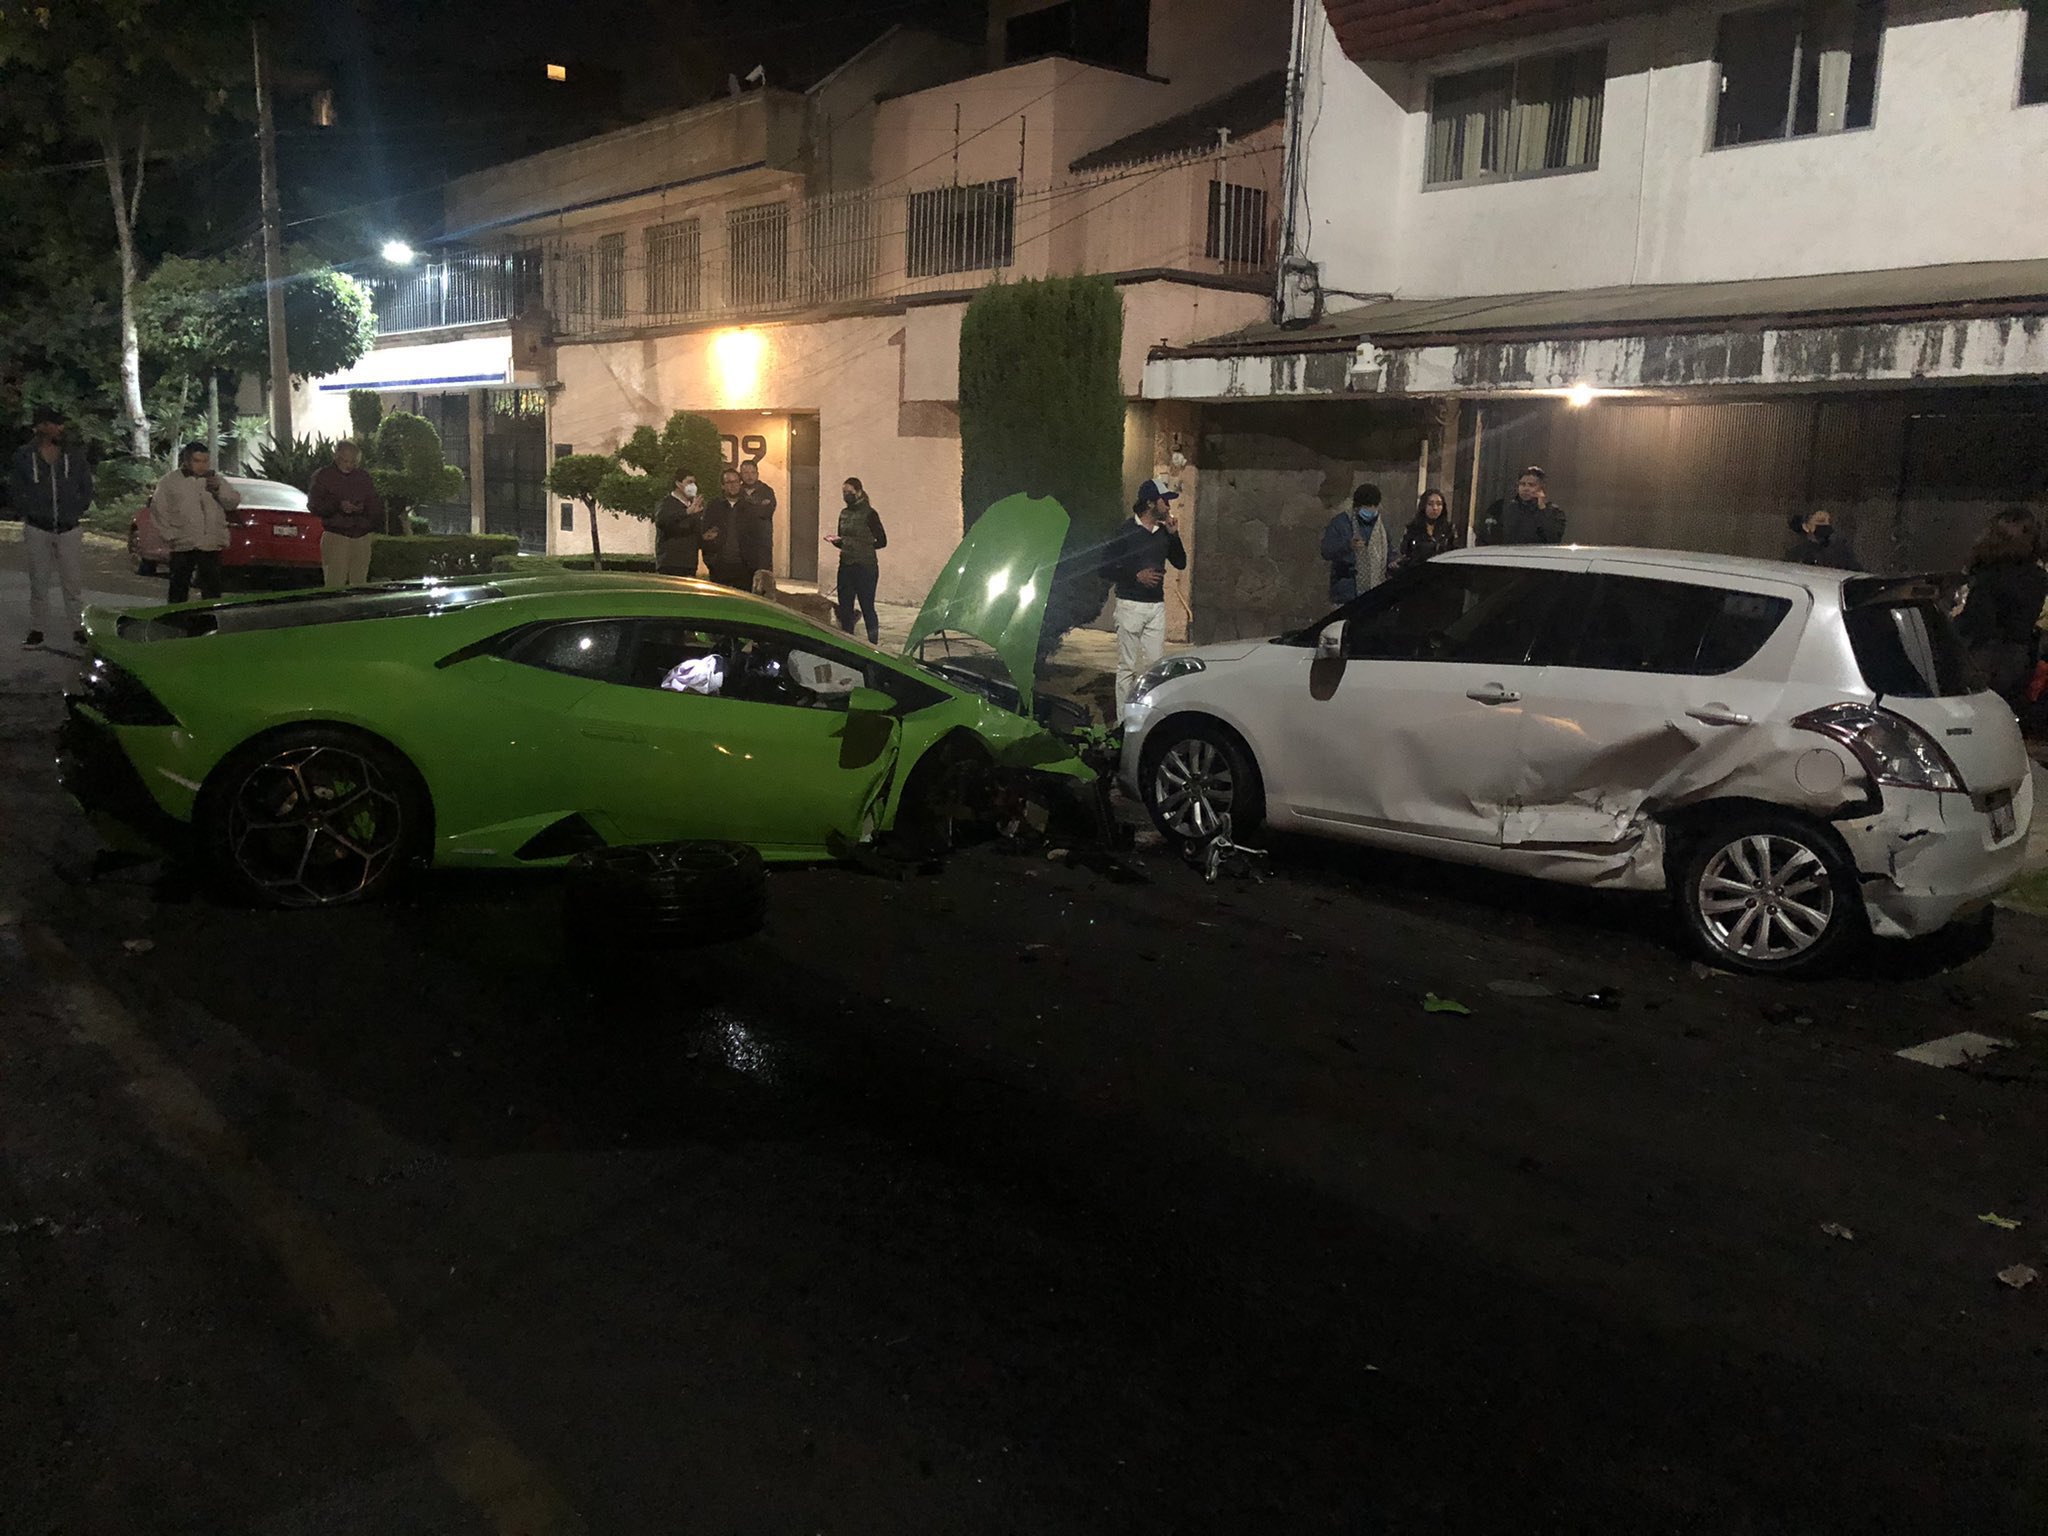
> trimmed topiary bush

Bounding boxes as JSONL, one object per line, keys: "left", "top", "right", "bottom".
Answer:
{"left": 368, "top": 534, "right": 519, "bottom": 580}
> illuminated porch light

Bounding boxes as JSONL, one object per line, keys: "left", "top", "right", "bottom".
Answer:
{"left": 712, "top": 328, "right": 767, "bottom": 405}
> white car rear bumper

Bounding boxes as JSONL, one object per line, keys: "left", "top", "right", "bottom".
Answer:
{"left": 1839, "top": 774, "right": 2034, "bottom": 939}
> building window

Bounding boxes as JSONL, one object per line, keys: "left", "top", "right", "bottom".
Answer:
{"left": 1205, "top": 181, "right": 1269, "bottom": 268}
{"left": 546, "top": 246, "right": 591, "bottom": 329}
{"left": 645, "top": 219, "right": 701, "bottom": 316}
{"left": 595, "top": 232, "right": 625, "bottom": 321}
{"left": 906, "top": 179, "right": 1017, "bottom": 278}
{"left": 1425, "top": 45, "right": 1606, "bottom": 186}
{"left": 726, "top": 203, "right": 789, "bottom": 309}
{"left": 2023, "top": 0, "right": 2048, "bottom": 105}
{"left": 1713, "top": 0, "right": 1884, "bottom": 146}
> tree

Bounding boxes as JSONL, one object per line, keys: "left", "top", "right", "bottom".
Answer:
{"left": 367, "top": 412, "right": 463, "bottom": 535}
{"left": 547, "top": 454, "right": 617, "bottom": 569}
{"left": 959, "top": 276, "right": 1126, "bottom": 658}
{"left": 138, "top": 250, "right": 373, "bottom": 455}
{"left": 0, "top": 0, "right": 254, "bottom": 456}
{"left": 599, "top": 410, "right": 724, "bottom": 522}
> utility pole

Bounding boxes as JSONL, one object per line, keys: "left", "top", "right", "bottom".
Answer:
{"left": 253, "top": 23, "right": 293, "bottom": 447}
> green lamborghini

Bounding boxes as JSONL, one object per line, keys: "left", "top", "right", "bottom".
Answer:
{"left": 61, "top": 495, "right": 1089, "bottom": 907}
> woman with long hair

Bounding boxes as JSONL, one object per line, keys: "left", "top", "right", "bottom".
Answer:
{"left": 1397, "top": 488, "right": 1457, "bottom": 568}
{"left": 1955, "top": 505, "right": 2048, "bottom": 711}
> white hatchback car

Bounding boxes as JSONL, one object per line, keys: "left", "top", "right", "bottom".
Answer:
{"left": 1121, "top": 547, "right": 2033, "bottom": 974}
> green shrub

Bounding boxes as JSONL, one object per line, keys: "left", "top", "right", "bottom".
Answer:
{"left": 368, "top": 411, "right": 465, "bottom": 535}
{"left": 348, "top": 390, "right": 383, "bottom": 443}
{"left": 82, "top": 456, "right": 162, "bottom": 535}
{"left": 250, "top": 433, "right": 336, "bottom": 491}
{"left": 368, "top": 534, "right": 520, "bottom": 581}
{"left": 958, "top": 276, "right": 1125, "bottom": 659}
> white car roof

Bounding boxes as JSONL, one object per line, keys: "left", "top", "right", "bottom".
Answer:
{"left": 1436, "top": 543, "right": 1865, "bottom": 592}
{"left": 223, "top": 475, "right": 310, "bottom": 511}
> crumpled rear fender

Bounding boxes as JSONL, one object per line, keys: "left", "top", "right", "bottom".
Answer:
{"left": 1502, "top": 715, "right": 1868, "bottom": 891}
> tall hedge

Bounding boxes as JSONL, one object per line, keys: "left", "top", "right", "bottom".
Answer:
{"left": 959, "top": 276, "right": 1125, "bottom": 656}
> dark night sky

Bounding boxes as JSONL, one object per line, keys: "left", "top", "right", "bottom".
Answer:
{"left": 266, "top": 0, "right": 985, "bottom": 255}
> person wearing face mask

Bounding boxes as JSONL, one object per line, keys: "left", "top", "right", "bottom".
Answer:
{"left": 1783, "top": 508, "right": 1860, "bottom": 571}
{"left": 824, "top": 476, "right": 887, "bottom": 644}
{"left": 655, "top": 469, "right": 705, "bottom": 577}
{"left": 1319, "top": 482, "right": 1389, "bottom": 604}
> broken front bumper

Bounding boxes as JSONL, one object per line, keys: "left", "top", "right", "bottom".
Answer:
{"left": 1839, "top": 774, "right": 2034, "bottom": 940}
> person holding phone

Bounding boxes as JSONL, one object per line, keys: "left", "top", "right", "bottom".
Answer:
{"left": 152, "top": 442, "right": 242, "bottom": 603}
{"left": 655, "top": 469, "right": 706, "bottom": 577}
{"left": 1102, "top": 479, "right": 1187, "bottom": 718}
{"left": 824, "top": 476, "right": 887, "bottom": 644}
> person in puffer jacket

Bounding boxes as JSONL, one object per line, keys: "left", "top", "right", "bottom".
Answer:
{"left": 151, "top": 442, "right": 242, "bottom": 604}
{"left": 8, "top": 408, "right": 95, "bottom": 649}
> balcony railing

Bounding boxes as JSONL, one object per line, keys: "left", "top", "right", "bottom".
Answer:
{"left": 370, "top": 250, "right": 544, "bottom": 335}
{"left": 372, "top": 141, "right": 1279, "bottom": 342}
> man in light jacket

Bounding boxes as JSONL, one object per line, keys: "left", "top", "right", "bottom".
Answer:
{"left": 8, "top": 408, "right": 94, "bottom": 649}
{"left": 153, "top": 442, "right": 241, "bottom": 604}
{"left": 1320, "top": 483, "right": 1388, "bottom": 605}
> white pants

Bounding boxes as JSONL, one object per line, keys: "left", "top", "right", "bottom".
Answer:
{"left": 1114, "top": 597, "right": 1167, "bottom": 719}
{"left": 26, "top": 525, "right": 83, "bottom": 637}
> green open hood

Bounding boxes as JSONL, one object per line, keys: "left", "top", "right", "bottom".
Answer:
{"left": 904, "top": 494, "right": 1070, "bottom": 711}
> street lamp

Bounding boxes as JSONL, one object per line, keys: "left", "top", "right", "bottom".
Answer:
{"left": 381, "top": 239, "right": 416, "bottom": 265}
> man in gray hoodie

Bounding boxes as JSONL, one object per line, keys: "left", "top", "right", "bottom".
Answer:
{"left": 8, "top": 409, "right": 95, "bottom": 649}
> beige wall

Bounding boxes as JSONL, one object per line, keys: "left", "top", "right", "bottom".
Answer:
{"left": 547, "top": 278, "right": 1269, "bottom": 598}
{"left": 551, "top": 315, "right": 967, "bottom": 602}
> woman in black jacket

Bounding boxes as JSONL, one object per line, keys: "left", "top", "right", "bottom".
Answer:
{"left": 1397, "top": 488, "right": 1457, "bottom": 569}
{"left": 1955, "top": 505, "right": 2048, "bottom": 712}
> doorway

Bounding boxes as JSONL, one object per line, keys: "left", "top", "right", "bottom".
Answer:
{"left": 788, "top": 412, "right": 820, "bottom": 583}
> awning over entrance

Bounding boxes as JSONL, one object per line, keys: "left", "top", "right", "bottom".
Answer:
{"left": 1144, "top": 259, "right": 2048, "bottom": 401}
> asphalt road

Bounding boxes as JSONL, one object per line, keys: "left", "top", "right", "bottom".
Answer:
{"left": 3, "top": 532, "right": 2046, "bottom": 1534}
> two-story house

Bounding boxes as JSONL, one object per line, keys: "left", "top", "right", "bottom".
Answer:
{"left": 1146, "top": 0, "right": 2048, "bottom": 641}
{"left": 299, "top": 0, "right": 1294, "bottom": 617}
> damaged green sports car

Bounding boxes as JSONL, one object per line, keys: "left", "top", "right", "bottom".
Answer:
{"left": 61, "top": 495, "right": 1091, "bottom": 906}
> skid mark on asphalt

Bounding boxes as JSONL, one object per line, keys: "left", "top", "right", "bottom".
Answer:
{"left": 13, "top": 917, "right": 587, "bottom": 1536}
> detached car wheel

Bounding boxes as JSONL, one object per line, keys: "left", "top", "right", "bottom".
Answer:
{"left": 1140, "top": 718, "right": 1264, "bottom": 845}
{"left": 202, "top": 728, "right": 426, "bottom": 909}
{"left": 1676, "top": 811, "right": 1862, "bottom": 977}
{"left": 565, "top": 841, "right": 768, "bottom": 950}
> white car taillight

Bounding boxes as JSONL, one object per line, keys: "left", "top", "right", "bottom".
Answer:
{"left": 1793, "top": 702, "right": 1963, "bottom": 793}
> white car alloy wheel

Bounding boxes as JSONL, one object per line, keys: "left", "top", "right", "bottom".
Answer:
{"left": 1694, "top": 832, "right": 1837, "bottom": 965}
{"left": 1153, "top": 736, "right": 1236, "bottom": 839}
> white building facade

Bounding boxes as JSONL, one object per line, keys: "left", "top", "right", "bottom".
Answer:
{"left": 1146, "top": 0, "right": 2048, "bottom": 641}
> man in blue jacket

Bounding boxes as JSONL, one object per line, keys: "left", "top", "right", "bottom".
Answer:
{"left": 8, "top": 410, "right": 95, "bottom": 649}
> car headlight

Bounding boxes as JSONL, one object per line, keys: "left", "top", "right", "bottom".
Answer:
{"left": 1129, "top": 655, "right": 1205, "bottom": 705}
{"left": 1793, "top": 702, "right": 1961, "bottom": 792}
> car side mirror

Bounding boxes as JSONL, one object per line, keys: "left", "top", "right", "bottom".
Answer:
{"left": 846, "top": 686, "right": 896, "bottom": 716}
{"left": 1317, "top": 621, "right": 1346, "bottom": 660}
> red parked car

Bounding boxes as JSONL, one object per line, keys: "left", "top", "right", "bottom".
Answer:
{"left": 130, "top": 475, "right": 326, "bottom": 584}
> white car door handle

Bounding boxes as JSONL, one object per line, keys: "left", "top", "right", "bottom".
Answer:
{"left": 1466, "top": 684, "right": 1520, "bottom": 705}
{"left": 1686, "top": 705, "right": 1752, "bottom": 727}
